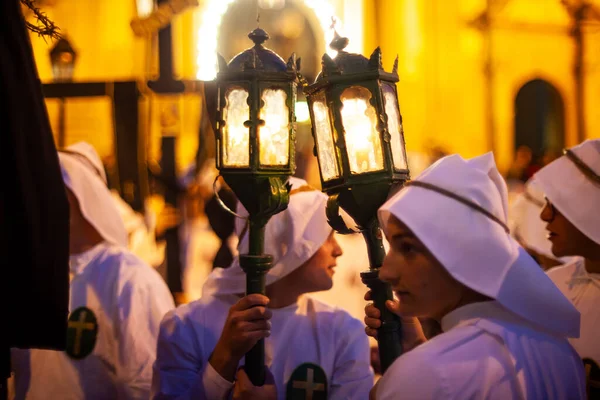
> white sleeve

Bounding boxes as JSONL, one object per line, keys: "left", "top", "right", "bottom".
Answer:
{"left": 115, "top": 259, "right": 176, "bottom": 399}
{"left": 375, "top": 353, "right": 444, "bottom": 400}
{"left": 151, "top": 310, "right": 234, "bottom": 400}
{"left": 329, "top": 314, "right": 375, "bottom": 399}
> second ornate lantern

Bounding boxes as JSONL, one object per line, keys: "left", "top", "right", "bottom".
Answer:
{"left": 302, "top": 31, "right": 409, "bottom": 373}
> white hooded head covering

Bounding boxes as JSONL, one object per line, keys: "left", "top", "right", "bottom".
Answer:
{"left": 59, "top": 141, "right": 108, "bottom": 184}
{"left": 59, "top": 142, "right": 128, "bottom": 248}
{"left": 378, "top": 153, "right": 580, "bottom": 338}
{"left": 534, "top": 139, "right": 600, "bottom": 245}
{"left": 202, "top": 177, "right": 332, "bottom": 296}
{"left": 508, "top": 178, "right": 572, "bottom": 262}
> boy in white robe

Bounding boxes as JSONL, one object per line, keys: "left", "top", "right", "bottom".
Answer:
{"left": 534, "top": 139, "right": 600, "bottom": 397}
{"left": 11, "top": 143, "right": 175, "bottom": 400}
{"left": 364, "top": 153, "right": 585, "bottom": 399}
{"left": 151, "top": 177, "right": 373, "bottom": 399}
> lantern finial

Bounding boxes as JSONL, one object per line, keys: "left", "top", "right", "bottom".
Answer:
{"left": 248, "top": 27, "right": 269, "bottom": 46}
{"left": 329, "top": 17, "right": 349, "bottom": 52}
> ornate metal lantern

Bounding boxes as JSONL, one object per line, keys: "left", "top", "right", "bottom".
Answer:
{"left": 302, "top": 30, "right": 409, "bottom": 373}
{"left": 49, "top": 37, "right": 77, "bottom": 82}
{"left": 214, "top": 26, "right": 299, "bottom": 386}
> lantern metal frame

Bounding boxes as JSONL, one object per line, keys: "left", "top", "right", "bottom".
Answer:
{"left": 302, "top": 32, "right": 409, "bottom": 374}
{"left": 214, "top": 26, "right": 299, "bottom": 386}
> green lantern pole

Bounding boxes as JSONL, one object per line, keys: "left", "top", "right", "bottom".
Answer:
{"left": 214, "top": 26, "right": 299, "bottom": 386}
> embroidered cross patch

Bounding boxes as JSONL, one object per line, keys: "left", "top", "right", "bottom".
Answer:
{"left": 66, "top": 307, "right": 98, "bottom": 359}
{"left": 286, "top": 363, "right": 327, "bottom": 400}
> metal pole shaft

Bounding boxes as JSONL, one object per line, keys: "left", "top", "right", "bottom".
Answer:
{"left": 360, "top": 218, "right": 402, "bottom": 373}
{"left": 242, "top": 219, "right": 268, "bottom": 386}
{"left": 161, "top": 136, "right": 183, "bottom": 295}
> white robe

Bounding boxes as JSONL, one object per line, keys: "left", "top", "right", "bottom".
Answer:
{"left": 376, "top": 301, "right": 585, "bottom": 400}
{"left": 11, "top": 242, "right": 175, "bottom": 400}
{"left": 151, "top": 294, "right": 373, "bottom": 399}
{"left": 547, "top": 258, "right": 600, "bottom": 365}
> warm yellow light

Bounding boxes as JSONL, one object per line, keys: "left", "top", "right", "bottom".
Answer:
{"left": 402, "top": 0, "right": 423, "bottom": 76}
{"left": 196, "top": 0, "right": 341, "bottom": 80}
{"left": 258, "top": 0, "right": 285, "bottom": 10}
{"left": 340, "top": 87, "right": 383, "bottom": 174}
{"left": 222, "top": 88, "right": 250, "bottom": 167}
{"left": 295, "top": 101, "right": 310, "bottom": 123}
{"left": 59, "top": 53, "right": 73, "bottom": 64}
{"left": 312, "top": 96, "right": 339, "bottom": 181}
{"left": 136, "top": 0, "right": 154, "bottom": 17}
{"left": 259, "top": 89, "right": 290, "bottom": 166}
{"left": 383, "top": 87, "right": 407, "bottom": 170}
{"left": 196, "top": 0, "right": 237, "bottom": 80}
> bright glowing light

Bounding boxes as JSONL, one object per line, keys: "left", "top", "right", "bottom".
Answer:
{"left": 258, "top": 0, "right": 286, "bottom": 10}
{"left": 340, "top": 87, "right": 383, "bottom": 174}
{"left": 301, "top": 0, "right": 340, "bottom": 57}
{"left": 222, "top": 88, "right": 250, "bottom": 167}
{"left": 295, "top": 101, "right": 310, "bottom": 123}
{"left": 196, "top": 0, "right": 238, "bottom": 80}
{"left": 136, "top": 0, "right": 154, "bottom": 17}
{"left": 196, "top": 0, "right": 341, "bottom": 80}
{"left": 259, "top": 89, "right": 290, "bottom": 166}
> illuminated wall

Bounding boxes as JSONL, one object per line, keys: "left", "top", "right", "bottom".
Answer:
{"left": 27, "top": 0, "right": 355, "bottom": 176}
{"left": 27, "top": 0, "right": 600, "bottom": 177}
{"left": 366, "top": 0, "right": 600, "bottom": 173}
{"left": 28, "top": 0, "right": 201, "bottom": 170}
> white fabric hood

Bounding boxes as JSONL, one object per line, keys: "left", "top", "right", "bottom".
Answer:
{"left": 202, "top": 177, "right": 331, "bottom": 296}
{"left": 59, "top": 143, "right": 128, "bottom": 248}
{"left": 378, "top": 153, "right": 580, "bottom": 338}
{"left": 508, "top": 178, "right": 575, "bottom": 262}
{"left": 535, "top": 139, "right": 600, "bottom": 245}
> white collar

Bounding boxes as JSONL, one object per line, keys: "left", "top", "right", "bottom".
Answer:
{"left": 565, "top": 258, "right": 600, "bottom": 303}
{"left": 69, "top": 242, "right": 108, "bottom": 275}
{"left": 571, "top": 258, "right": 600, "bottom": 281}
{"left": 441, "top": 301, "right": 511, "bottom": 332}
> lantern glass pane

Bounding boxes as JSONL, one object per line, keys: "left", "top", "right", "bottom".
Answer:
{"left": 52, "top": 60, "right": 74, "bottom": 82}
{"left": 340, "top": 86, "right": 384, "bottom": 174}
{"left": 222, "top": 87, "right": 250, "bottom": 167}
{"left": 259, "top": 88, "right": 290, "bottom": 166}
{"left": 311, "top": 93, "right": 339, "bottom": 181}
{"left": 383, "top": 85, "right": 408, "bottom": 170}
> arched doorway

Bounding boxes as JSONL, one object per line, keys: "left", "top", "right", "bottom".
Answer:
{"left": 514, "top": 79, "right": 565, "bottom": 163}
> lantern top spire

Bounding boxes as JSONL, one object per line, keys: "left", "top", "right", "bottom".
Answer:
{"left": 329, "top": 17, "right": 349, "bottom": 52}
{"left": 306, "top": 16, "right": 400, "bottom": 81}
{"left": 329, "top": 31, "right": 349, "bottom": 52}
{"left": 248, "top": 27, "right": 269, "bottom": 46}
{"left": 219, "top": 26, "right": 298, "bottom": 73}
{"left": 50, "top": 37, "right": 76, "bottom": 60}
